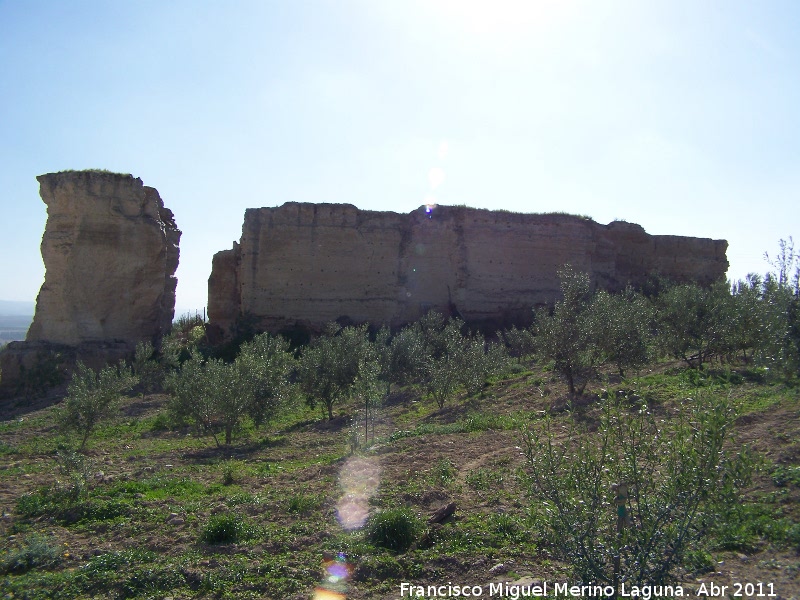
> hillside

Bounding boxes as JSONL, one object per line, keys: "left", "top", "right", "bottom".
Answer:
{"left": 1, "top": 360, "right": 798, "bottom": 599}
{"left": 0, "top": 315, "right": 32, "bottom": 348}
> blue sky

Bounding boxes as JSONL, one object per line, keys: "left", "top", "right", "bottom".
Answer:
{"left": 1, "top": 0, "right": 798, "bottom": 312}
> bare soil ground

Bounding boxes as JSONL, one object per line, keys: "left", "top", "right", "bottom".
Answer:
{"left": 1, "top": 363, "right": 799, "bottom": 599}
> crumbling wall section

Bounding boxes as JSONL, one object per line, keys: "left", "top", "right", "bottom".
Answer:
{"left": 208, "top": 203, "right": 728, "bottom": 335}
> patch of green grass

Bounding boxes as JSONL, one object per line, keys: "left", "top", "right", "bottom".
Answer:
{"left": 285, "top": 491, "right": 324, "bottom": 514}
{"left": 105, "top": 474, "right": 207, "bottom": 501}
{"left": 466, "top": 467, "right": 504, "bottom": 491}
{"left": 487, "top": 512, "right": 525, "bottom": 544}
{"left": 200, "top": 513, "right": 256, "bottom": 545}
{"left": 428, "top": 458, "right": 457, "bottom": 485}
{"left": 366, "top": 507, "right": 423, "bottom": 552}
{"left": 738, "top": 386, "right": 796, "bottom": 414}
{"left": 228, "top": 491, "right": 262, "bottom": 507}
{"left": 772, "top": 464, "right": 800, "bottom": 488}
{"left": 15, "top": 484, "right": 133, "bottom": 525}
{"left": 82, "top": 549, "right": 157, "bottom": 574}
{"left": 713, "top": 499, "right": 800, "bottom": 552}
{"left": 683, "top": 548, "right": 715, "bottom": 575}
{"left": 220, "top": 459, "right": 242, "bottom": 485}
{"left": 118, "top": 563, "right": 185, "bottom": 597}
{"left": 0, "top": 439, "right": 18, "bottom": 455}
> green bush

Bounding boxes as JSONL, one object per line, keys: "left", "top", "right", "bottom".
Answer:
{"left": 465, "top": 467, "right": 503, "bottom": 491}
{"left": 502, "top": 325, "right": 536, "bottom": 363}
{"left": 285, "top": 492, "right": 322, "bottom": 514}
{"left": 656, "top": 280, "right": 734, "bottom": 369}
{"left": 200, "top": 513, "right": 252, "bottom": 545}
{"left": 16, "top": 448, "right": 93, "bottom": 520}
{"left": 683, "top": 549, "right": 715, "bottom": 575}
{"left": 524, "top": 392, "right": 752, "bottom": 588}
{"left": 488, "top": 512, "right": 524, "bottom": 542}
{"left": 220, "top": 460, "right": 240, "bottom": 485}
{"left": 1, "top": 534, "right": 61, "bottom": 574}
{"left": 430, "top": 458, "right": 457, "bottom": 485}
{"left": 772, "top": 464, "right": 800, "bottom": 488}
{"left": 366, "top": 507, "right": 422, "bottom": 552}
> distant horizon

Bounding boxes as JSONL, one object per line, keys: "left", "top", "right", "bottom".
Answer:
{"left": 0, "top": 299, "right": 208, "bottom": 321}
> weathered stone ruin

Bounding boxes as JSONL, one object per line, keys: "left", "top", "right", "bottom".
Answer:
{"left": 208, "top": 203, "right": 728, "bottom": 337}
{"left": 0, "top": 171, "right": 180, "bottom": 396}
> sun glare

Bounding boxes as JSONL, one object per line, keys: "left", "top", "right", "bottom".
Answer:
{"left": 432, "top": 0, "right": 571, "bottom": 37}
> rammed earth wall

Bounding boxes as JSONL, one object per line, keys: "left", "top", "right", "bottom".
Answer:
{"left": 208, "top": 203, "right": 727, "bottom": 335}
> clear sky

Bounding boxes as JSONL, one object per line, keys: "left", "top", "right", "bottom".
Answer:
{"left": 1, "top": 0, "right": 798, "bottom": 313}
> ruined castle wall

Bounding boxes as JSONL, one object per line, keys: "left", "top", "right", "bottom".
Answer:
{"left": 27, "top": 171, "right": 181, "bottom": 346}
{"left": 208, "top": 203, "right": 728, "bottom": 335}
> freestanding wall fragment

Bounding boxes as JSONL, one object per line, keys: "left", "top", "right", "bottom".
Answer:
{"left": 27, "top": 171, "right": 181, "bottom": 346}
{"left": 208, "top": 203, "right": 728, "bottom": 336}
{"left": 0, "top": 171, "right": 180, "bottom": 398}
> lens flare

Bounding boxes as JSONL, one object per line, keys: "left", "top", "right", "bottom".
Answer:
{"left": 315, "top": 458, "right": 380, "bottom": 599}
{"left": 336, "top": 455, "right": 381, "bottom": 530}
{"left": 313, "top": 588, "right": 346, "bottom": 600}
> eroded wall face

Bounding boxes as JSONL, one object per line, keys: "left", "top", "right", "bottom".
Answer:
{"left": 208, "top": 203, "right": 728, "bottom": 335}
{"left": 27, "top": 171, "right": 181, "bottom": 347}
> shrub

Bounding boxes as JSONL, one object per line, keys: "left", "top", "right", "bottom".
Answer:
{"left": 200, "top": 513, "right": 252, "bottom": 545}
{"left": 167, "top": 344, "right": 291, "bottom": 446}
{"left": 16, "top": 447, "right": 92, "bottom": 520}
{"left": 420, "top": 317, "right": 502, "bottom": 407}
{"left": 234, "top": 332, "right": 296, "bottom": 429}
{"left": 132, "top": 341, "right": 164, "bottom": 395}
{"left": 220, "top": 460, "right": 239, "bottom": 485}
{"left": 367, "top": 507, "right": 422, "bottom": 552}
{"left": 385, "top": 325, "right": 428, "bottom": 385}
{"left": 488, "top": 513, "right": 524, "bottom": 542}
{"left": 0, "top": 534, "right": 62, "bottom": 574}
{"left": 523, "top": 392, "right": 752, "bottom": 589}
{"left": 430, "top": 458, "right": 457, "bottom": 485}
{"left": 285, "top": 492, "right": 322, "bottom": 514}
{"left": 772, "top": 464, "right": 800, "bottom": 488}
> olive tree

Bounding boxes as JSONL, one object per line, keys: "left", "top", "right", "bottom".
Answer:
{"left": 524, "top": 393, "right": 752, "bottom": 589}
{"left": 384, "top": 325, "right": 428, "bottom": 387}
{"left": 535, "top": 266, "right": 601, "bottom": 396}
{"left": 166, "top": 354, "right": 235, "bottom": 446}
{"left": 132, "top": 341, "right": 163, "bottom": 396}
{"left": 420, "top": 316, "right": 502, "bottom": 408}
{"left": 234, "top": 332, "right": 296, "bottom": 429}
{"left": 167, "top": 333, "right": 296, "bottom": 446}
{"left": 298, "top": 324, "right": 375, "bottom": 420}
{"left": 502, "top": 325, "right": 537, "bottom": 363}
{"left": 60, "top": 362, "right": 136, "bottom": 450}
{"left": 656, "top": 280, "right": 734, "bottom": 368}
{"left": 589, "top": 287, "right": 653, "bottom": 377}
